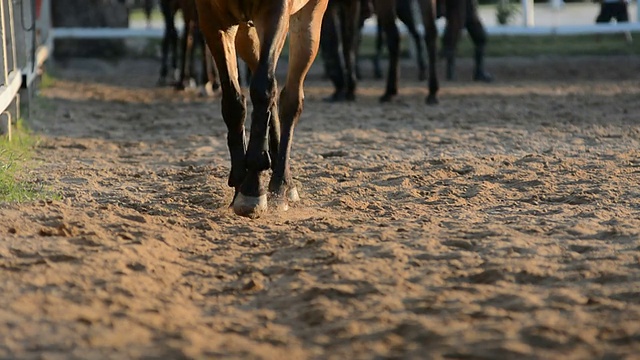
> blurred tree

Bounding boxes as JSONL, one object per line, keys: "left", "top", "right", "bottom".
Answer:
{"left": 52, "top": 0, "right": 129, "bottom": 58}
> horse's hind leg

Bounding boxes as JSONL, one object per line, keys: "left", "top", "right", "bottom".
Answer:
{"left": 197, "top": 13, "right": 248, "bottom": 209}
{"left": 269, "top": 0, "right": 328, "bottom": 211}
{"left": 398, "top": 0, "right": 427, "bottom": 81}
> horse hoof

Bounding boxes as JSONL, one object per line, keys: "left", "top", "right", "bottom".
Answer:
{"left": 323, "top": 92, "right": 346, "bottom": 103}
{"left": 233, "top": 193, "right": 268, "bottom": 218}
{"left": 287, "top": 186, "right": 300, "bottom": 203}
{"left": 271, "top": 195, "right": 289, "bottom": 212}
{"left": 426, "top": 95, "right": 439, "bottom": 105}
{"left": 379, "top": 94, "right": 394, "bottom": 103}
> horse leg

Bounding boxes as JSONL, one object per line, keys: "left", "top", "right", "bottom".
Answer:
{"left": 398, "top": 0, "right": 427, "bottom": 81}
{"left": 236, "top": 23, "right": 281, "bottom": 183}
{"left": 465, "top": 0, "right": 492, "bottom": 82}
{"left": 339, "top": 0, "right": 360, "bottom": 100}
{"left": 177, "top": 19, "right": 195, "bottom": 90}
{"left": 227, "top": 3, "right": 290, "bottom": 217}
{"left": 319, "top": 2, "right": 346, "bottom": 102}
{"left": 269, "top": 0, "right": 328, "bottom": 211}
{"left": 418, "top": 0, "right": 439, "bottom": 104}
{"left": 196, "top": 11, "right": 248, "bottom": 209}
{"left": 442, "top": 0, "right": 463, "bottom": 81}
{"left": 372, "top": 22, "right": 384, "bottom": 79}
{"left": 375, "top": 0, "right": 400, "bottom": 103}
{"left": 159, "top": 0, "right": 177, "bottom": 85}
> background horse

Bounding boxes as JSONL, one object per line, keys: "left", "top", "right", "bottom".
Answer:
{"left": 158, "top": 0, "right": 219, "bottom": 94}
{"left": 195, "top": 0, "right": 329, "bottom": 218}
{"left": 375, "top": 0, "right": 439, "bottom": 104}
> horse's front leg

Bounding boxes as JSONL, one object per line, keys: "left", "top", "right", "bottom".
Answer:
{"left": 230, "top": 4, "right": 290, "bottom": 217}
{"left": 196, "top": 9, "right": 248, "bottom": 209}
{"left": 339, "top": 0, "right": 360, "bottom": 100}
{"left": 269, "top": 0, "right": 328, "bottom": 211}
{"left": 441, "top": 0, "right": 463, "bottom": 82}
{"left": 375, "top": 0, "right": 400, "bottom": 103}
{"left": 398, "top": 0, "right": 427, "bottom": 81}
{"left": 418, "top": 0, "right": 440, "bottom": 104}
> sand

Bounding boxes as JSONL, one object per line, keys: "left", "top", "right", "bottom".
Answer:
{"left": 1, "top": 55, "right": 639, "bottom": 359}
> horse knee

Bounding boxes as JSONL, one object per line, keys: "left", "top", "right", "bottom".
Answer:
{"left": 280, "top": 88, "right": 303, "bottom": 124}
{"left": 249, "top": 72, "right": 277, "bottom": 109}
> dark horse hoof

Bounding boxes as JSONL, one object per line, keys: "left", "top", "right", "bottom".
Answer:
{"left": 323, "top": 91, "right": 354, "bottom": 103}
{"left": 474, "top": 71, "right": 494, "bottom": 83}
{"left": 379, "top": 93, "right": 396, "bottom": 103}
{"left": 425, "top": 95, "right": 439, "bottom": 105}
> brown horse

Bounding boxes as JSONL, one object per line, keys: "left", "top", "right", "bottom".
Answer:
{"left": 375, "top": 0, "right": 439, "bottom": 104}
{"left": 158, "top": 0, "right": 219, "bottom": 93}
{"left": 195, "top": 0, "right": 329, "bottom": 218}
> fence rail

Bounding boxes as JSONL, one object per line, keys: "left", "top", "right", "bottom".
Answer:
{"left": 0, "top": 0, "right": 51, "bottom": 140}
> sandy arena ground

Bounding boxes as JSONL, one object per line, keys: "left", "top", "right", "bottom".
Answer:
{"left": 1, "top": 55, "right": 640, "bottom": 359}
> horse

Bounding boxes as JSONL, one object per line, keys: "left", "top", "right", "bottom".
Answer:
{"left": 158, "top": 0, "right": 219, "bottom": 94}
{"left": 375, "top": 0, "right": 439, "bottom": 104}
{"left": 194, "top": 0, "right": 329, "bottom": 218}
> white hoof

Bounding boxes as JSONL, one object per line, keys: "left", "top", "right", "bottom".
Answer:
{"left": 287, "top": 186, "right": 300, "bottom": 203}
{"left": 233, "top": 193, "right": 268, "bottom": 218}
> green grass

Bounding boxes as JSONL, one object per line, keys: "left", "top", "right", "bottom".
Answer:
{"left": 0, "top": 119, "right": 58, "bottom": 203}
{"left": 356, "top": 32, "right": 640, "bottom": 58}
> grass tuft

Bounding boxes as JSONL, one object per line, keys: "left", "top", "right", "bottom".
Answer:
{"left": 0, "top": 119, "right": 59, "bottom": 203}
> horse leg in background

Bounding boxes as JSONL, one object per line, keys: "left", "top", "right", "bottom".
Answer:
{"left": 204, "top": 46, "right": 220, "bottom": 93}
{"left": 441, "top": 0, "right": 463, "bottom": 81}
{"left": 355, "top": 0, "right": 373, "bottom": 80}
{"left": 159, "top": 0, "right": 178, "bottom": 85}
{"left": 268, "top": 0, "right": 327, "bottom": 211}
{"left": 196, "top": 28, "right": 219, "bottom": 95}
{"left": 398, "top": 0, "right": 427, "bottom": 81}
{"left": 338, "top": 0, "right": 360, "bottom": 100}
{"left": 144, "top": 0, "right": 154, "bottom": 28}
{"left": 464, "top": 0, "right": 492, "bottom": 82}
{"left": 176, "top": 16, "right": 197, "bottom": 90}
{"left": 417, "top": 0, "right": 439, "bottom": 104}
{"left": 319, "top": 2, "right": 347, "bottom": 102}
{"left": 372, "top": 21, "right": 384, "bottom": 79}
{"left": 375, "top": 0, "right": 400, "bottom": 103}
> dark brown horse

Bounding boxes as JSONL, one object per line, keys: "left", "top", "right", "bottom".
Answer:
{"left": 375, "top": 0, "right": 439, "bottom": 104}
{"left": 195, "top": 0, "right": 329, "bottom": 218}
{"left": 158, "top": 0, "right": 219, "bottom": 94}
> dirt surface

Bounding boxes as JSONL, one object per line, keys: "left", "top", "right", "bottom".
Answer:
{"left": 1, "top": 56, "right": 640, "bottom": 359}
